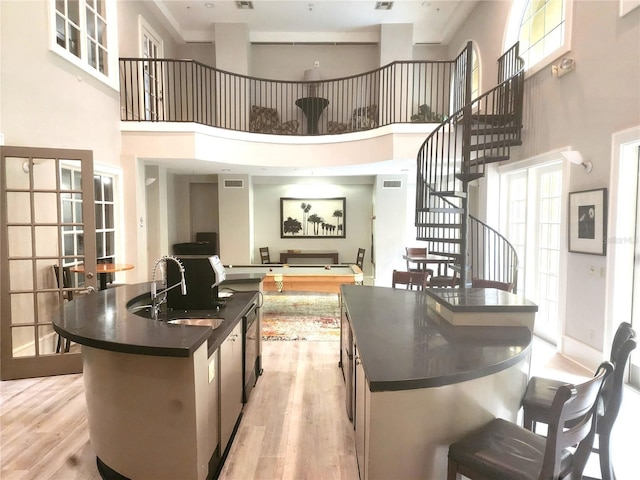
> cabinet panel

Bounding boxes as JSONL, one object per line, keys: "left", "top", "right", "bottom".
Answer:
{"left": 354, "top": 345, "right": 367, "bottom": 480}
{"left": 219, "top": 322, "right": 243, "bottom": 453}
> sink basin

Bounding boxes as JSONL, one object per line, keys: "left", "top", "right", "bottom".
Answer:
{"left": 167, "top": 318, "right": 224, "bottom": 329}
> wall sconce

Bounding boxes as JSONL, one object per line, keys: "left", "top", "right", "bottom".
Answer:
{"left": 145, "top": 177, "right": 157, "bottom": 186}
{"left": 304, "top": 67, "right": 322, "bottom": 96}
{"left": 551, "top": 58, "right": 575, "bottom": 78}
{"left": 561, "top": 150, "right": 592, "bottom": 173}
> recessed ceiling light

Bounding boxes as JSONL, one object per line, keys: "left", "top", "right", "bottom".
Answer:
{"left": 235, "top": 1, "right": 254, "bottom": 9}
{"left": 375, "top": 2, "right": 394, "bottom": 10}
{"left": 204, "top": 2, "right": 214, "bottom": 8}
{"left": 221, "top": 168, "right": 231, "bottom": 172}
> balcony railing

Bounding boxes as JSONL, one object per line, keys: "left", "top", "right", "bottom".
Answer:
{"left": 119, "top": 46, "right": 472, "bottom": 136}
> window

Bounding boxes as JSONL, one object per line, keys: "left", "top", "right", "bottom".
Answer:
{"left": 94, "top": 173, "right": 116, "bottom": 262}
{"left": 50, "top": 0, "right": 118, "bottom": 88}
{"left": 60, "top": 165, "right": 85, "bottom": 264}
{"left": 471, "top": 44, "right": 480, "bottom": 101}
{"left": 505, "top": 0, "right": 573, "bottom": 76}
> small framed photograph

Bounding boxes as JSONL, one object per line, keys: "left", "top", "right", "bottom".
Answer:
{"left": 568, "top": 188, "right": 607, "bottom": 255}
{"left": 280, "top": 197, "right": 346, "bottom": 238}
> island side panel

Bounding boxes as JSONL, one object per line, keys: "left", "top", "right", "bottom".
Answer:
{"left": 364, "top": 352, "right": 530, "bottom": 480}
{"left": 83, "top": 343, "right": 212, "bottom": 480}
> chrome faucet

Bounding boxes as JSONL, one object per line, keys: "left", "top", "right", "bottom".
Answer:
{"left": 150, "top": 256, "right": 187, "bottom": 319}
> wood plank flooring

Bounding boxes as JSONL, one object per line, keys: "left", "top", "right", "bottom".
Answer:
{"left": 1, "top": 338, "right": 638, "bottom": 479}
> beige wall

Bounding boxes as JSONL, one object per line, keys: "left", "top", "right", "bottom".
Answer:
{"left": 449, "top": 0, "right": 640, "bottom": 353}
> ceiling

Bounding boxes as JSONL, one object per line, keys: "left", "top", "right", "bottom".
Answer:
{"left": 146, "top": 0, "right": 478, "bottom": 178}
{"left": 154, "top": 0, "right": 478, "bottom": 44}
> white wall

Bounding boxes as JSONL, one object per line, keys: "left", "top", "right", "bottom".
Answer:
{"left": 252, "top": 181, "right": 375, "bottom": 275}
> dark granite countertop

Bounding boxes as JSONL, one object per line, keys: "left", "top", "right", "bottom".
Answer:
{"left": 426, "top": 287, "right": 538, "bottom": 312}
{"left": 53, "top": 283, "right": 259, "bottom": 358}
{"left": 342, "top": 285, "right": 532, "bottom": 392}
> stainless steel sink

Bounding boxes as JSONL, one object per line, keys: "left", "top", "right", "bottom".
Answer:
{"left": 167, "top": 318, "right": 224, "bottom": 329}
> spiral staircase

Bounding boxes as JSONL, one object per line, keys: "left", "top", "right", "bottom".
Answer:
{"left": 415, "top": 43, "right": 525, "bottom": 289}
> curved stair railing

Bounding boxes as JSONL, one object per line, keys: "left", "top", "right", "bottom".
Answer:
{"left": 415, "top": 42, "right": 524, "bottom": 289}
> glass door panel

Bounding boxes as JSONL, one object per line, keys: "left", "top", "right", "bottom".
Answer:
{"left": 1, "top": 146, "right": 96, "bottom": 380}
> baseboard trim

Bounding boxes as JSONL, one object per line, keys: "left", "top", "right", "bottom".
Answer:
{"left": 561, "top": 335, "right": 604, "bottom": 371}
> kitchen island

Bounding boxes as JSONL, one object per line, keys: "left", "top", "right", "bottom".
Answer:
{"left": 53, "top": 281, "right": 261, "bottom": 480}
{"left": 341, "top": 285, "right": 535, "bottom": 479}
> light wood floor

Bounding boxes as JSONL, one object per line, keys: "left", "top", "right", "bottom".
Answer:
{"left": 1, "top": 339, "right": 638, "bottom": 479}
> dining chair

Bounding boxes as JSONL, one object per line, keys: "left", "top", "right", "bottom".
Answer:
{"left": 52, "top": 265, "right": 72, "bottom": 352}
{"left": 391, "top": 270, "right": 430, "bottom": 291}
{"left": 471, "top": 277, "right": 514, "bottom": 292}
{"left": 521, "top": 322, "right": 636, "bottom": 480}
{"left": 430, "top": 270, "right": 460, "bottom": 288}
{"left": 447, "top": 361, "right": 613, "bottom": 480}
{"left": 259, "top": 247, "right": 272, "bottom": 264}
{"left": 355, "top": 247, "right": 365, "bottom": 270}
{"left": 405, "top": 247, "right": 427, "bottom": 272}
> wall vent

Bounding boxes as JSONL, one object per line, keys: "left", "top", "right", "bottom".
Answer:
{"left": 223, "top": 179, "right": 245, "bottom": 188}
{"left": 382, "top": 180, "right": 403, "bottom": 189}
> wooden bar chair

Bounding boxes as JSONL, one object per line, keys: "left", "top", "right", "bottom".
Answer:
{"left": 448, "top": 362, "right": 613, "bottom": 480}
{"left": 521, "top": 322, "right": 636, "bottom": 480}
{"left": 391, "top": 270, "right": 430, "bottom": 291}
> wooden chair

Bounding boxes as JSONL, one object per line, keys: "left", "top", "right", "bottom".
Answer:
{"left": 471, "top": 277, "right": 514, "bottom": 292}
{"left": 521, "top": 322, "right": 636, "bottom": 480}
{"left": 52, "top": 265, "right": 72, "bottom": 352}
{"left": 392, "top": 270, "right": 430, "bottom": 291}
{"left": 447, "top": 362, "right": 613, "bottom": 480}
{"left": 355, "top": 248, "right": 365, "bottom": 270}
{"left": 405, "top": 247, "right": 427, "bottom": 272}
{"left": 259, "top": 247, "right": 271, "bottom": 264}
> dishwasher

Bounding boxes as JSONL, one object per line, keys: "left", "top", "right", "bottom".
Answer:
{"left": 243, "top": 302, "right": 259, "bottom": 403}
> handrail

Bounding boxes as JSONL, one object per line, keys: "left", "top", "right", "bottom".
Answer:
{"left": 415, "top": 42, "right": 524, "bottom": 288}
{"left": 119, "top": 56, "right": 465, "bottom": 135}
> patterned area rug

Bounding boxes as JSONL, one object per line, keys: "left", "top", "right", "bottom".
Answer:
{"left": 261, "top": 292, "right": 340, "bottom": 341}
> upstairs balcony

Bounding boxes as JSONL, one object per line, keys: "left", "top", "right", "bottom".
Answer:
{"left": 119, "top": 49, "right": 472, "bottom": 138}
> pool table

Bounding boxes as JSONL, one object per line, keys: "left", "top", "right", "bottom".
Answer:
{"left": 223, "top": 264, "right": 363, "bottom": 294}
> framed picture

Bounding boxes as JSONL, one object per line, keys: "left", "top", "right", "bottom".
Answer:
{"left": 568, "top": 188, "right": 607, "bottom": 255}
{"left": 280, "top": 197, "right": 346, "bottom": 238}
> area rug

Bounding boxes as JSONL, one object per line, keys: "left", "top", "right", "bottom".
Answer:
{"left": 261, "top": 292, "right": 340, "bottom": 341}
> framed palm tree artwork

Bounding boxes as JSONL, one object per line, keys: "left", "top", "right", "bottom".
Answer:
{"left": 280, "top": 197, "right": 346, "bottom": 238}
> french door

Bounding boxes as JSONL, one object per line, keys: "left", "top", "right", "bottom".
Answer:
{"left": 141, "top": 21, "right": 164, "bottom": 121}
{"left": 0, "top": 146, "right": 96, "bottom": 380}
{"left": 630, "top": 147, "right": 640, "bottom": 388}
{"left": 501, "top": 161, "right": 563, "bottom": 344}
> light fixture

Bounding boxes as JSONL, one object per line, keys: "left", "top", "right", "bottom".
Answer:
{"left": 235, "top": 1, "right": 254, "bottom": 9}
{"left": 204, "top": 2, "right": 214, "bottom": 8}
{"left": 551, "top": 58, "right": 575, "bottom": 78}
{"left": 304, "top": 66, "right": 322, "bottom": 96}
{"left": 375, "top": 2, "right": 394, "bottom": 10}
{"left": 561, "top": 150, "right": 592, "bottom": 173}
{"left": 145, "top": 177, "right": 157, "bottom": 186}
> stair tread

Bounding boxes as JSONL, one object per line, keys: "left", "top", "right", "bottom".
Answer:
{"left": 470, "top": 125, "right": 522, "bottom": 135}
{"left": 432, "top": 191, "right": 467, "bottom": 199}
{"left": 469, "top": 139, "right": 523, "bottom": 150}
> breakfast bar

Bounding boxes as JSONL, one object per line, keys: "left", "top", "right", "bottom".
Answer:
{"left": 341, "top": 285, "right": 536, "bottom": 479}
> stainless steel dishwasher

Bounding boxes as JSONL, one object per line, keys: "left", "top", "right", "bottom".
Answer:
{"left": 243, "top": 302, "right": 258, "bottom": 403}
